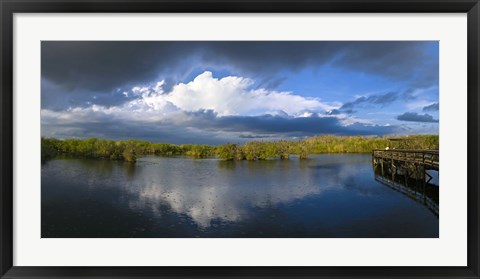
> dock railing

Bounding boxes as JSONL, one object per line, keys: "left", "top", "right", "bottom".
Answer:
{"left": 372, "top": 149, "right": 439, "bottom": 171}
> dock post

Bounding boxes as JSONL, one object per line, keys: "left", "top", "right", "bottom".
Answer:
{"left": 381, "top": 158, "right": 384, "bottom": 177}
{"left": 422, "top": 154, "right": 426, "bottom": 203}
{"left": 391, "top": 155, "right": 395, "bottom": 182}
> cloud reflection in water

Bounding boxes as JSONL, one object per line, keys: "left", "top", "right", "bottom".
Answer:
{"left": 120, "top": 156, "right": 365, "bottom": 228}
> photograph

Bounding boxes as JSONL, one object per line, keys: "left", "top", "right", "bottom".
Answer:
{"left": 40, "top": 41, "right": 439, "bottom": 238}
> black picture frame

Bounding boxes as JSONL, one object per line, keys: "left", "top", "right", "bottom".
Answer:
{"left": 1, "top": 0, "right": 479, "bottom": 278}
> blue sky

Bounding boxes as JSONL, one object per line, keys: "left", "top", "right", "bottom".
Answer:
{"left": 41, "top": 41, "right": 439, "bottom": 144}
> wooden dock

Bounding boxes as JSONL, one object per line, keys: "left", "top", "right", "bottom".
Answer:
{"left": 372, "top": 149, "right": 439, "bottom": 171}
{"left": 372, "top": 149, "right": 439, "bottom": 216}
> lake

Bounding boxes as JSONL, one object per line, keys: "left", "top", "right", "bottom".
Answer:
{"left": 41, "top": 154, "right": 439, "bottom": 238}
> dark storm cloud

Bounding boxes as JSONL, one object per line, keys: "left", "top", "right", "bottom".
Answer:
{"left": 396, "top": 112, "right": 438, "bottom": 123}
{"left": 42, "top": 41, "right": 194, "bottom": 92}
{"left": 42, "top": 109, "right": 396, "bottom": 144}
{"left": 201, "top": 41, "right": 437, "bottom": 87}
{"left": 340, "top": 91, "right": 398, "bottom": 111}
{"left": 334, "top": 41, "right": 438, "bottom": 88}
{"left": 41, "top": 117, "right": 223, "bottom": 144}
{"left": 41, "top": 78, "right": 129, "bottom": 111}
{"left": 238, "top": 134, "right": 276, "bottom": 139}
{"left": 422, "top": 102, "right": 439, "bottom": 112}
{"left": 183, "top": 110, "right": 395, "bottom": 136}
{"left": 42, "top": 41, "right": 438, "bottom": 110}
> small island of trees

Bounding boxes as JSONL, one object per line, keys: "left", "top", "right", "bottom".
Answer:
{"left": 41, "top": 135, "right": 439, "bottom": 163}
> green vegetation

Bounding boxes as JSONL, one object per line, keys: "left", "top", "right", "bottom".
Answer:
{"left": 41, "top": 137, "right": 60, "bottom": 163}
{"left": 41, "top": 134, "right": 439, "bottom": 163}
{"left": 216, "top": 143, "right": 237, "bottom": 160}
{"left": 183, "top": 144, "right": 216, "bottom": 158}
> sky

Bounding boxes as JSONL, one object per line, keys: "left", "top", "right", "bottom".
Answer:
{"left": 41, "top": 41, "right": 439, "bottom": 144}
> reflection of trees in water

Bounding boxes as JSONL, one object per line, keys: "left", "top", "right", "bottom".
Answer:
{"left": 122, "top": 162, "right": 136, "bottom": 178}
{"left": 216, "top": 160, "right": 235, "bottom": 170}
{"left": 218, "top": 158, "right": 303, "bottom": 172}
{"left": 67, "top": 158, "right": 116, "bottom": 177}
{"left": 62, "top": 157, "right": 138, "bottom": 179}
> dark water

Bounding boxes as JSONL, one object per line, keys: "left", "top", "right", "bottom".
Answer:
{"left": 41, "top": 154, "right": 438, "bottom": 238}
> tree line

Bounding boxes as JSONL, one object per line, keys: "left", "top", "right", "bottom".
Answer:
{"left": 41, "top": 134, "right": 439, "bottom": 163}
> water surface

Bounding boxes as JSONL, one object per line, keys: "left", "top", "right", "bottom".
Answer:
{"left": 42, "top": 154, "right": 438, "bottom": 237}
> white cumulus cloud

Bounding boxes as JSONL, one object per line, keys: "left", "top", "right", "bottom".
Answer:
{"left": 135, "top": 71, "right": 334, "bottom": 117}
{"left": 172, "top": 71, "right": 334, "bottom": 116}
{"left": 43, "top": 71, "right": 337, "bottom": 123}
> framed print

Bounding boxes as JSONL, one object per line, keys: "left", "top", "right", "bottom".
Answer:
{"left": 1, "top": 0, "right": 479, "bottom": 278}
